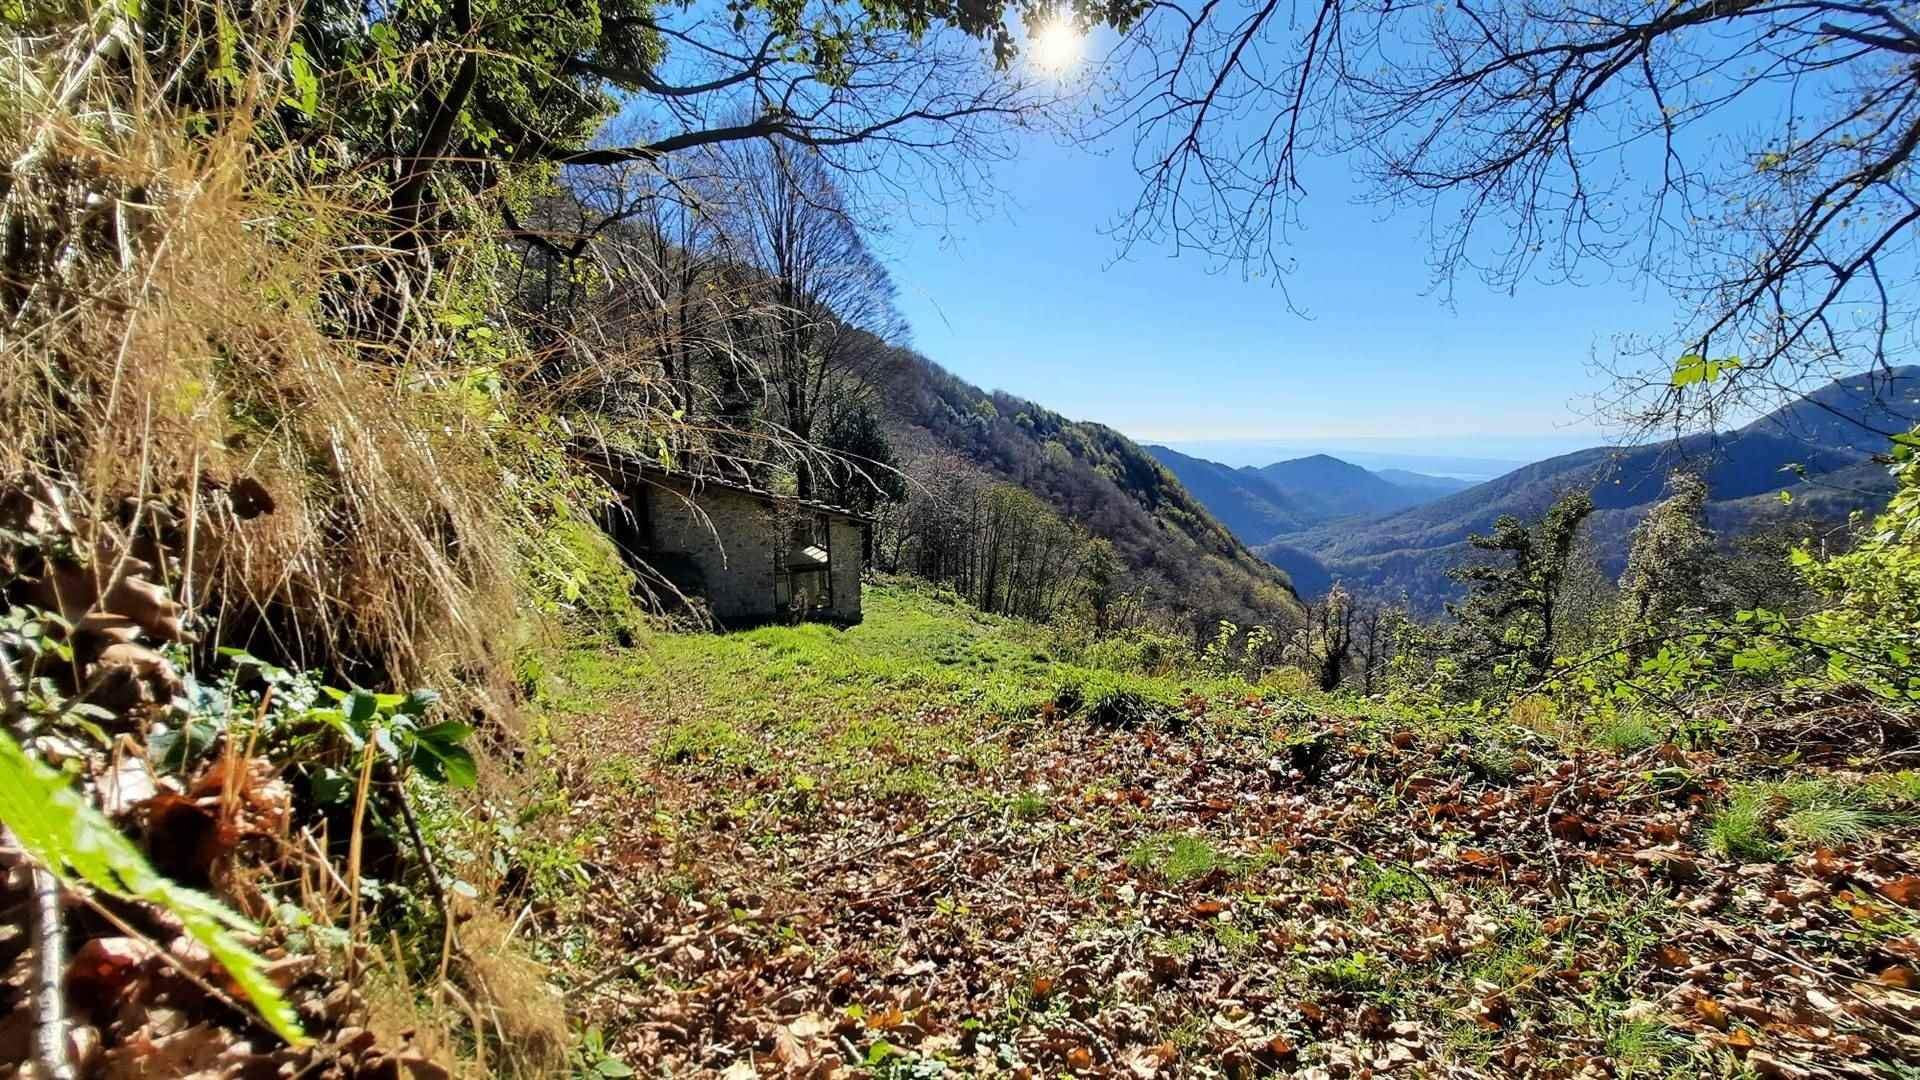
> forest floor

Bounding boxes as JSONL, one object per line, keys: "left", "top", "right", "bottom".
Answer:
{"left": 531, "top": 582, "right": 1920, "bottom": 1079}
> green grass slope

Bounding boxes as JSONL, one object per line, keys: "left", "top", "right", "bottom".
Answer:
{"left": 522, "top": 579, "right": 1920, "bottom": 1079}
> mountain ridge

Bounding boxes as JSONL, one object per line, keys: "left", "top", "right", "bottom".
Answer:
{"left": 1266, "top": 366, "right": 1920, "bottom": 611}
{"left": 876, "top": 350, "right": 1307, "bottom": 630}
{"left": 1146, "top": 445, "right": 1470, "bottom": 544}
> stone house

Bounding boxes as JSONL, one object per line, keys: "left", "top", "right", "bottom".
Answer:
{"left": 582, "top": 449, "right": 868, "bottom": 625}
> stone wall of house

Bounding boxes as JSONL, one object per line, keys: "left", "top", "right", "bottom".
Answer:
{"left": 828, "top": 517, "right": 864, "bottom": 623}
{"left": 645, "top": 485, "right": 777, "bottom": 622}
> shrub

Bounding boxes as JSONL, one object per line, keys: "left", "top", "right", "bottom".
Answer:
{"left": 1797, "top": 430, "right": 1920, "bottom": 698}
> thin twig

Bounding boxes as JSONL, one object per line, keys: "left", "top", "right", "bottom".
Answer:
{"left": 344, "top": 740, "right": 377, "bottom": 984}
{"left": 796, "top": 806, "right": 987, "bottom": 873}
{"left": 29, "top": 851, "right": 74, "bottom": 1080}
{"left": 386, "top": 765, "right": 451, "bottom": 928}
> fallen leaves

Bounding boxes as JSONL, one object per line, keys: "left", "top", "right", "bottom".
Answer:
{"left": 545, "top": 683, "right": 1920, "bottom": 1078}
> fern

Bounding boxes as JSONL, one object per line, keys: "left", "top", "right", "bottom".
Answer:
{"left": 0, "top": 732, "right": 306, "bottom": 1044}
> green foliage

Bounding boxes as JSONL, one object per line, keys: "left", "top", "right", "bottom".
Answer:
{"left": 575, "top": 1026, "right": 634, "bottom": 1078}
{"left": 0, "top": 731, "right": 305, "bottom": 1044}
{"left": 1009, "top": 790, "right": 1049, "bottom": 821}
{"left": 1126, "top": 832, "right": 1234, "bottom": 883}
{"left": 1707, "top": 775, "right": 1918, "bottom": 860}
{"left": 1706, "top": 790, "right": 1776, "bottom": 861}
{"left": 1200, "top": 619, "right": 1277, "bottom": 681}
{"left": 1616, "top": 472, "right": 1716, "bottom": 637}
{"left": 1546, "top": 429, "right": 1920, "bottom": 717}
{"left": 819, "top": 404, "right": 907, "bottom": 513}
{"left": 1307, "top": 951, "right": 1385, "bottom": 993}
{"left": 1591, "top": 711, "right": 1662, "bottom": 753}
{"left": 310, "top": 684, "right": 474, "bottom": 788}
{"left": 1669, "top": 354, "right": 1742, "bottom": 388}
{"left": 1448, "top": 491, "right": 1597, "bottom": 685}
{"left": 1796, "top": 431, "right": 1920, "bottom": 698}
{"left": 528, "top": 518, "right": 645, "bottom": 642}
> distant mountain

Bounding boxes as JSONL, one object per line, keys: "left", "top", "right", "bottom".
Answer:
{"left": 877, "top": 352, "right": 1305, "bottom": 629}
{"left": 1156, "top": 441, "right": 1557, "bottom": 478}
{"left": 1375, "top": 469, "right": 1476, "bottom": 494}
{"left": 1252, "top": 455, "right": 1439, "bottom": 520}
{"left": 1268, "top": 366, "right": 1920, "bottom": 612}
{"left": 1142, "top": 446, "right": 1318, "bottom": 541}
{"left": 1146, "top": 447, "right": 1472, "bottom": 548}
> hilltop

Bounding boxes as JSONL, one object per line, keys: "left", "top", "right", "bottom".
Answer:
{"left": 1144, "top": 446, "right": 1471, "bottom": 549}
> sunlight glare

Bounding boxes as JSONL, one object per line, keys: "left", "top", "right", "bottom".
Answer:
{"left": 1030, "top": 17, "right": 1083, "bottom": 74}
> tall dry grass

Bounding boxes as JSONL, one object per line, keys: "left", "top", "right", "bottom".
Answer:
{"left": 0, "top": 1, "right": 579, "bottom": 714}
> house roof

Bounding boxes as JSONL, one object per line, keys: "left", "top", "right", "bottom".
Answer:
{"left": 574, "top": 444, "right": 875, "bottom": 524}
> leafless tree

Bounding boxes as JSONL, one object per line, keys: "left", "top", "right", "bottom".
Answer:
{"left": 1351, "top": 590, "right": 1408, "bottom": 696}
{"left": 706, "top": 139, "right": 909, "bottom": 497}
{"left": 1294, "top": 583, "right": 1357, "bottom": 690}
{"left": 1088, "top": 0, "right": 1920, "bottom": 431}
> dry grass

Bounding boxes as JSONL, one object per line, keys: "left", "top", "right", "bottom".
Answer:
{"left": 0, "top": 3, "right": 569, "bottom": 716}
{"left": 449, "top": 910, "right": 570, "bottom": 1074}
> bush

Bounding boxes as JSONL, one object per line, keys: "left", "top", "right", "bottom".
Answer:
{"left": 1797, "top": 431, "right": 1920, "bottom": 698}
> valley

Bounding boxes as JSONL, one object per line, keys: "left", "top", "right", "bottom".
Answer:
{"left": 1153, "top": 368, "right": 1920, "bottom": 612}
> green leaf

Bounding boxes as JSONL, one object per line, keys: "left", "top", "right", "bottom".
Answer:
{"left": 411, "top": 724, "right": 477, "bottom": 788}
{"left": 151, "top": 715, "right": 220, "bottom": 773}
{"left": 285, "top": 42, "right": 319, "bottom": 118}
{"left": 399, "top": 688, "right": 443, "bottom": 717}
{"left": 218, "top": 647, "right": 288, "bottom": 682}
{"left": 0, "top": 732, "right": 305, "bottom": 1044}
{"left": 308, "top": 766, "right": 354, "bottom": 806}
{"left": 596, "top": 1058, "right": 635, "bottom": 1077}
{"left": 414, "top": 719, "right": 473, "bottom": 746}
{"left": 305, "top": 708, "right": 363, "bottom": 750}
{"left": 1671, "top": 353, "right": 1742, "bottom": 387}
{"left": 1671, "top": 354, "right": 1709, "bottom": 387}
{"left": 344, "top": 689, "right": 379, "bottom": 727}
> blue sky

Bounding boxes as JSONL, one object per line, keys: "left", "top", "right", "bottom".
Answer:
{"left": 875, "top": 47, "right": 1685, "bottom": 455}
{"left": 882, "top": 131, "right": 1670, "bottom": 452}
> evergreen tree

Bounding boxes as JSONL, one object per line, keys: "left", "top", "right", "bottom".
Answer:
{"left": 1448, "top": 491, "right": 1596, "bottom": 682}
{"left": 818, "top": 405, "right": 907, "bottom": 514}
{"left": 1617, "top": 472, "right": 1715, "bottom": 646}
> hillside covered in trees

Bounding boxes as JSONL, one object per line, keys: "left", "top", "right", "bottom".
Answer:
{"left": 871, "top": 353, "right": 1303, "bottom": 633}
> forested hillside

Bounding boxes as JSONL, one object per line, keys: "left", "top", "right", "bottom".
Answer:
{"left": 1250, "top": 455, "right": 1439, "bottom": 520}
{"left": 1141, "top": 446, "right": 1317, "bottom": 543}
{"left": 873, "top": 353, "right": 1304, "bottom": 633}
{"left": 1270, "top": 367, "right": 1920, "bottom": 610}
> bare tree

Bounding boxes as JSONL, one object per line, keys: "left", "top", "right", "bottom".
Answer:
{"left": 707, "top": 140, "right": 908, "bottom": 498}
{"left": 1087, "top": 0, "right": 1920, "bottom": 430}
{"left": 1351, "top": 590, "right": 1408, "bottom": 696}
{"left": 1294, "top": 584, "right": 1357, "bottom": 691}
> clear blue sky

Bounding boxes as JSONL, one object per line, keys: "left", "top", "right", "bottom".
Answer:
{"left": 877, "top": 81, "right": 1676, "bottom": 455}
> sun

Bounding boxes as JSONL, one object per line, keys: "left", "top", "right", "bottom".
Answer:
{"left": 1029, "top": 16, "right": 1083, "bottom": 74}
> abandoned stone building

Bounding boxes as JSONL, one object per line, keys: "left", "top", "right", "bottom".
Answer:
{"left": 583, "top": 449, "right": 868, "bottom": 625}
